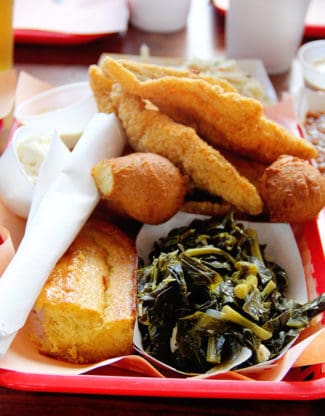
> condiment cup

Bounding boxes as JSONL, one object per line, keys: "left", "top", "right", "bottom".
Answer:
{"left": 0, "top": 126, "right": 58, "bottom": 218}
{"left": 14, "top": 82, "right": 97, "bottom": 148}
{"left": 298, "top": 40, "right": 325, "bottom": 90}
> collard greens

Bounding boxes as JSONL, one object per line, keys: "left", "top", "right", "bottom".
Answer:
{"left": 137, "top": 214, "right": 325, "bottom": 374}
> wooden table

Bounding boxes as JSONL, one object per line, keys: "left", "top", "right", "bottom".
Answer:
{"left": 12, "top": 0, "right": 308, "bottom": 95}
{"left": 1, "top": 1, "right": 324, "bottom": 415}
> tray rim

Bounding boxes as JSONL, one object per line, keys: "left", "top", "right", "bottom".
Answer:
{"left": 14, "top": 29, "right": 112, "bottom": 45}
{"left": 0, "top": 368, "right": 324, "bottom": 400}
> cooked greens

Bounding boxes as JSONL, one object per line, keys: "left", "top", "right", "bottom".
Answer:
{"left": 137, "top": 214, "right": 325, "bottom": 374}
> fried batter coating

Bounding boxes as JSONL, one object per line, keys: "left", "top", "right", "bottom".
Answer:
{"left": 109, "top": 85, "right": 263, "bottom": 215}
{"left": 181, "top": 200, "right": 232, "bottom": 217}
{"left": 219, "top": 149, "right": 267, "bottom": 189}
{"left": 109, "top": 58, "right": 237, "bottom": 92}
{"left": 89, "top": 65, "right": 114, "bottom": 113}
{"left": 89, "top": 58, "right": 236, "bottom": 122}
{"left": 259, "top": 155, "right": 325, "bottom": 222}
{"left": 101, "top": 57, "right": 317, "bottom": 163}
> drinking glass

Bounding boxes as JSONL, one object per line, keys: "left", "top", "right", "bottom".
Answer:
{"left": 0, "top": 0, "right": 14, "bottom": 71}
{"left": 226, "top": 0, "right": 311, "bottom": 74}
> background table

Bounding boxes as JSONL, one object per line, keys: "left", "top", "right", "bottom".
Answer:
{"left": 1, "top": 0, "right": 324, "bottom": 415}
{"left": 13, "top": 0, "right": 307, "bottom": 95}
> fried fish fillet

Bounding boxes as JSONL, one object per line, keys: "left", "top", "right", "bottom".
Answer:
{"left": 109, "top": 85, "right": 263, "bottom": 215}
{"left": 100, "top": 57, "right": 317, "bottom": 163}
{"left": 109, "top": 58, "right": 237, "bottom": 92}
{"left": 89, "top": 65, "right": 114, "bottom": 113}
{"left": 181, "top": 200, "right": 233, "bottom": 217}
{"left": 218, "top": 149, "right": 267, "bottom": 189}
{"left": 89, "top": 59, "right": 236, "bottom": 116}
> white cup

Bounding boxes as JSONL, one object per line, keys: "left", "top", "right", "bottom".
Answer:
{"left": 128, "top": 0, "right": 191, "bottom": 33}
{"left": 14, "top": 82, "right": 97, "bottom": 149}
{"left": 226, "top": 0, "right": 311, "bottom": 75}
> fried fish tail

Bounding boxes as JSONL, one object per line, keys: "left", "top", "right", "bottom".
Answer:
{"left": 250, "top": 117, "right": 317, "bottom": 162}
{"left": 110, "top": 87, "right": 263, "bottom": 215}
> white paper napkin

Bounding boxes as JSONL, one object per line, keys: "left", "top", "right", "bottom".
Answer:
{"left": 0, "top": 112, "right": 127, "bottom": 358}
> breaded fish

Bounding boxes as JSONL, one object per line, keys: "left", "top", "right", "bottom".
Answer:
{"left": 89, "top": 58, "right": 236, "bottom": 118}
{"left": 110, "top": 58, "right": 237, "bottom": 92}
{"left": 101, "top": 57, "right": 317, "bottom": 163}
{"left": 109, "top": 85, "right": 263, "bottom": 215}
{"left": 89, "top": 65, "right": 114, "bottom": 113}
{"left": 218, "top": 149, "right": 267, "bottom": 189}
{"left": 181, "top": 200, "right": 233, "bottom": 217}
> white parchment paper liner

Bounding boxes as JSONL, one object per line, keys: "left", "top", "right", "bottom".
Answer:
{"left": 0, "top": 225, "right": 15, "bottom": 276}
{"left": 0, "top": 112, "right": 127, "bottom": 358}
{"left": 134, "top": 212, "right": 312, "bottom": 378}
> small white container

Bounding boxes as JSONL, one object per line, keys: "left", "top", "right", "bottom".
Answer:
{"left": 0, "top": 126, "right": 58, "bottom": 218}
{"left": 298, "top": 40, "right": 325, "bottom": 91}
{"left": 14, "top": 82, "right": 97, "bottom": 149}
{"left": 128, "top": 0, "right": 191, "bottom": 33}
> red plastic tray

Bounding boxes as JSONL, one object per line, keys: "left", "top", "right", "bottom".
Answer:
{"left": 0, "top": 366, "right": 324, "bottom": 400}
{"left": 14, "top": 29, "right": 110, "bottom": 45}
{"left": 0, "top": 91, "right": 324, "bottom": 399}
{"left": 0, "top": 213, "right": 324, "bottom": 400}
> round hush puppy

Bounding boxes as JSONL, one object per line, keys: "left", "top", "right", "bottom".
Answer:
{"left": 92, "top": 152, "right": 188, "bottom": 225}
{"left": 259, "top": 155, "right": 325, "bottom": 223}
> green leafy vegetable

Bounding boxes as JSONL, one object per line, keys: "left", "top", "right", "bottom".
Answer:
{"left": 137, "top": 214, "right": 325, "bottom": 374}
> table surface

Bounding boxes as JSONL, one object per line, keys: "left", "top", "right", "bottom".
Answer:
{"left": 1, "top": 1, "right": 324, "bottom": 415}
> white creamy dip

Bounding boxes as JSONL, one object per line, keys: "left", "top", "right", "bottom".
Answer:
{"left": 16, "top": 132, "right": 52, "bottom": 184}
{"left": 312, "top": 57, "right": 325, "bottom": 74}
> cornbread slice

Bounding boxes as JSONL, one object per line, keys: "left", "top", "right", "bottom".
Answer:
{"left": 28, "top": 219, "right": 138, "bottom": 364}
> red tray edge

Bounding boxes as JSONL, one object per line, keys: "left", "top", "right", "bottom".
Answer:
{"left": 14, "top": 29, "right": 112, "bottom": 45}
{"left": 0, "top": 369, "right": 324, "bottom": 400}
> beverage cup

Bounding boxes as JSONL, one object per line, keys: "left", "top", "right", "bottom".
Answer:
{"left": 0, "top": 0, "right": 14, "bottom": 71}
{"left": 128, "top": 0, "right": 192, "bottom": 33}
{"left": 226, "top": 0, "right": 311, "bottom": 75}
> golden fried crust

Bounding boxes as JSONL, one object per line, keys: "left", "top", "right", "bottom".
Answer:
{"left": 259, "top": 155, "right": 325, "bottom": 222}
{"left": 181, "top": 200, "right": 232, "bottom": 217}
{"left": 112, "top": 58, "right": 237, "bottom": 92}
{"left": 219, "top": 149, "right": 267, "bottom": 189}
{"left": 101, "top": 57, "right": 316, "bottom": 163}
{"left": 29, "top": 219, "right": 138, "bottom": 364}
{"left": 92, "top": 153, "right": 188, "bottom": 225}
{"left": 109, "top": 86, "right": 263, "bottom": 215}
{"left": 88, "top": 65, "right": 114, "bottom": 113}
{"left": 101, "top": 57, "right": 262, "bottom": 124}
